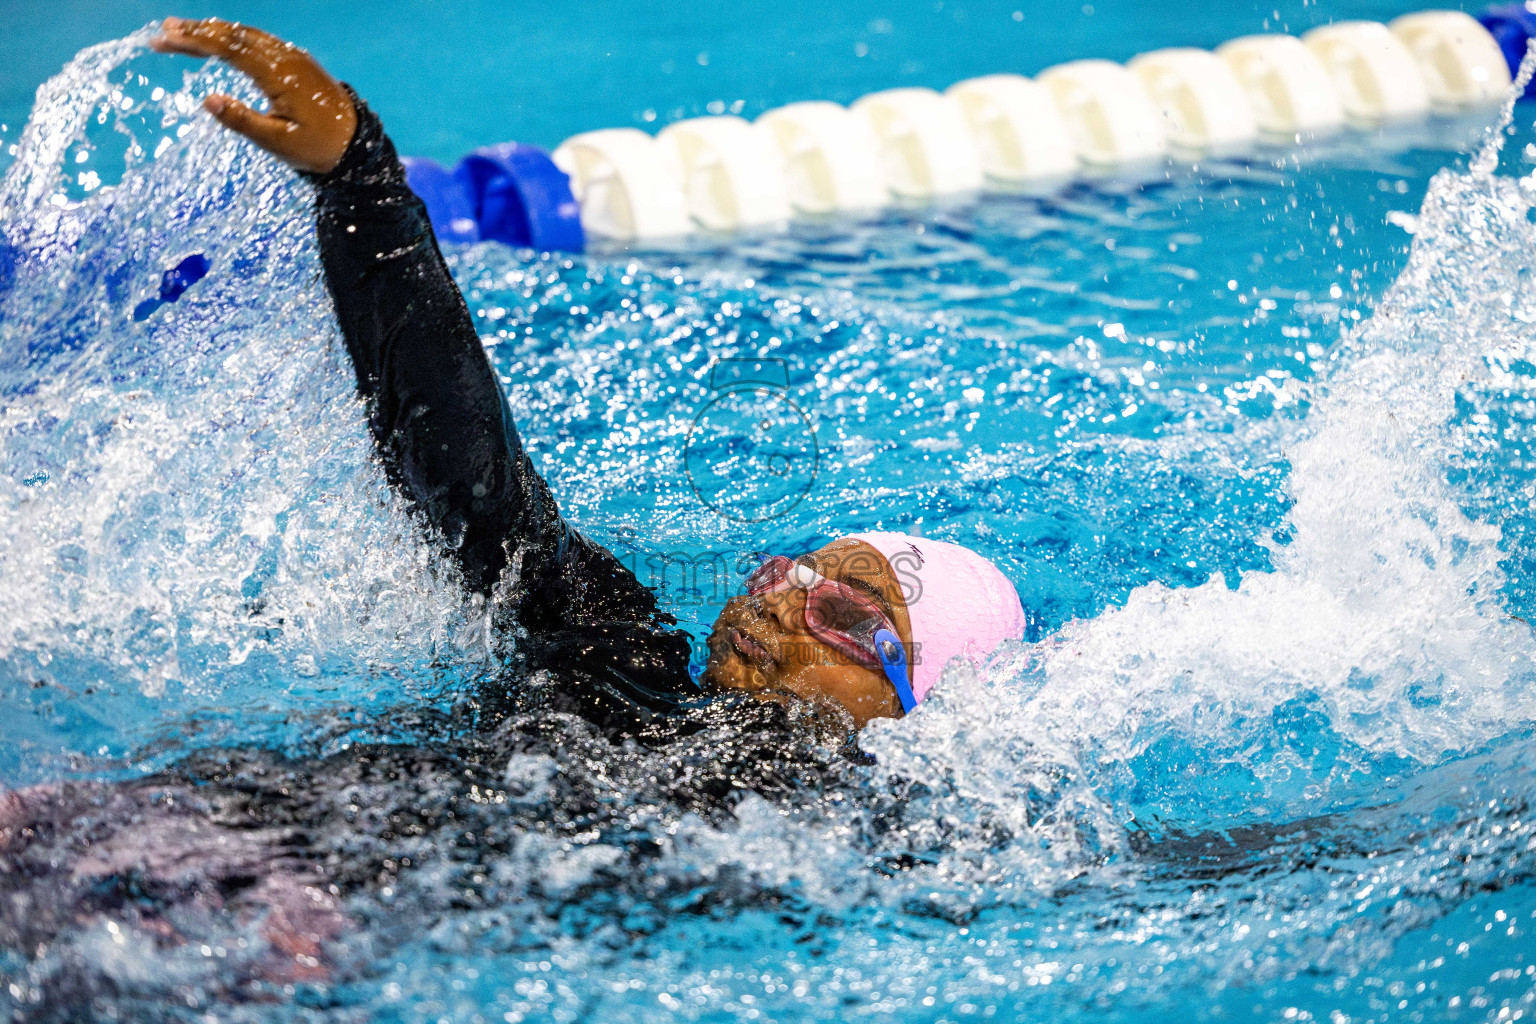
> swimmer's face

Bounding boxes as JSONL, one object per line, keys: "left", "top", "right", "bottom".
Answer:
{"left": 701, "top": 538, "right": 913, "bottom": 730}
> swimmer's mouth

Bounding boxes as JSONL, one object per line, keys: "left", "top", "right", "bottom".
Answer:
{"left": 727, "top": 626, "right": 774, "bottom": 669}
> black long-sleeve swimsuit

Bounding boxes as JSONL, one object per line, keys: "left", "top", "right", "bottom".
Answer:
{"left": 0, "top": 101, "right": 846, "bottom": 978}
{"left": 308, "top": 95, "right": 698, "bottom": 729}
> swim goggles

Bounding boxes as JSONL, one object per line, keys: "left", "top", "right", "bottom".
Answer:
{"left": 744, "top": 555, "right": 916, "bottom": 713}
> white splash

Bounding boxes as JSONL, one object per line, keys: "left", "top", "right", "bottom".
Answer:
{"left": 0, "top": 33, "right": 484, "bottom": 754}
{"left": 866, "top": 102, "right": 1536, "bottom": 835}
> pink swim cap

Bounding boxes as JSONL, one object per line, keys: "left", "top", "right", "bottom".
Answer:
{"left": 850, "top": 532, "right": 1026, "bottom": 705}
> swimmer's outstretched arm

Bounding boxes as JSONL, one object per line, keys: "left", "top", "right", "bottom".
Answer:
{"left": 153, "top": 19, "right": 676, "bottom": 643}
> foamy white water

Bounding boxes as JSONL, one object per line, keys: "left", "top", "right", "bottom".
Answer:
{"left": 0, "top": 31, "right": 485, "bottom": 770}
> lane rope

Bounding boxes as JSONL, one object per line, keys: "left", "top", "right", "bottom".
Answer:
{"left": 404, "top": 8, "right": 1519, "bottom": 250}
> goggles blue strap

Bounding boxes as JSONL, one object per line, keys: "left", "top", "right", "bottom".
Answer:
{"left": 873, "top": 627, "right": 917, "bottom": 714}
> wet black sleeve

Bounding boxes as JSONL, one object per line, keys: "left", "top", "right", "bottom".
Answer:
{"left": 304, "top": 93, "right": 677, "bottom": 647}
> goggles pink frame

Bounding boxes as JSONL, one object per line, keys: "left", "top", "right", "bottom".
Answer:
{"left": 744, "top": 555, "right": 897, "bottom": 673}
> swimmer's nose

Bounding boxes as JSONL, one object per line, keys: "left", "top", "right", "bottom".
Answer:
{"left": 760, "top": 585, "right": 809, "bottom": 636}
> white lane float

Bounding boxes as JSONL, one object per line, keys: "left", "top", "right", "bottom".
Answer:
{"left": 755, "top": 101, "right": 889, "bottom": 214}
{"left": 1302, "top": 20, "right": 1432, "bottom": 120}
{"left": 460, "top": 9, "right": 1517, "bottom": 245}
{"left": 551, "top": 128, "right": 690, "bottom": 240}
{"left": 1390, "top": 10, "right": 1513, "bottom": 108}
{"left": 1036, "top": 59, "right": 1168, "bottom": 166}
{"left": 656, "top": 116, "right": 790, "bottom": 230}
{"left": 850, "top": 87, "right": 985, "bottom": 197}
{"left": 1216, "top": 34, "right": 1346, "bottom": 136}
{"left": 1128, "top": 47, "right": 1259, "bottom": 151}
{"left": 945, "top": 74, "right": 1078, "bottom": 182}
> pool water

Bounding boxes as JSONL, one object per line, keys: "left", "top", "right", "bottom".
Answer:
{"left": 0, "top": 0, "right": 1475, "bottom": 166}
{"left": 3, "top": 7, "right": 1536, "bottom": 1024}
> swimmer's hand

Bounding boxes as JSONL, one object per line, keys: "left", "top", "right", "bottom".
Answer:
{"left": 151, "top": 17, "right": 357, "bottom": 175}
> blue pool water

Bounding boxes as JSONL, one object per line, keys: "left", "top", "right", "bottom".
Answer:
{"left": 0, "top": 0, "right": 1471, "bottom": 166}
{"left": 3, "top": 4, "right": 1536, "bottom": 1023}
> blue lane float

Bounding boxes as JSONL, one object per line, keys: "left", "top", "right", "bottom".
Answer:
{"left": 404, "top": 6, "right": 1528, "bottom": 251}
{"left": 453, "top": 144, "right": 584, "bottom": 253}
{"left": 403, "top": 146, "right": 585, "bottom": 253}
{"left": 401, "top": 157, "right": 480, "bottom": 244}
{"left": 1478, "top": 3, "right": 1536, "bottom": 97}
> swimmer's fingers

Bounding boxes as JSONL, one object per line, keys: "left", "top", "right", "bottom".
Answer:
{"left": 151, "top": 17, "right": 299, "bottom": 98}
{"left": 202, "top": 93, "right": 295, "bottom": 152}
{"left": 154, "top": 16, "right": 357, "bottom": 174}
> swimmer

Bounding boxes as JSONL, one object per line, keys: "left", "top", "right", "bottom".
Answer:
{"left": 150, "top": 17, "right": 1027, "bottom": 731}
